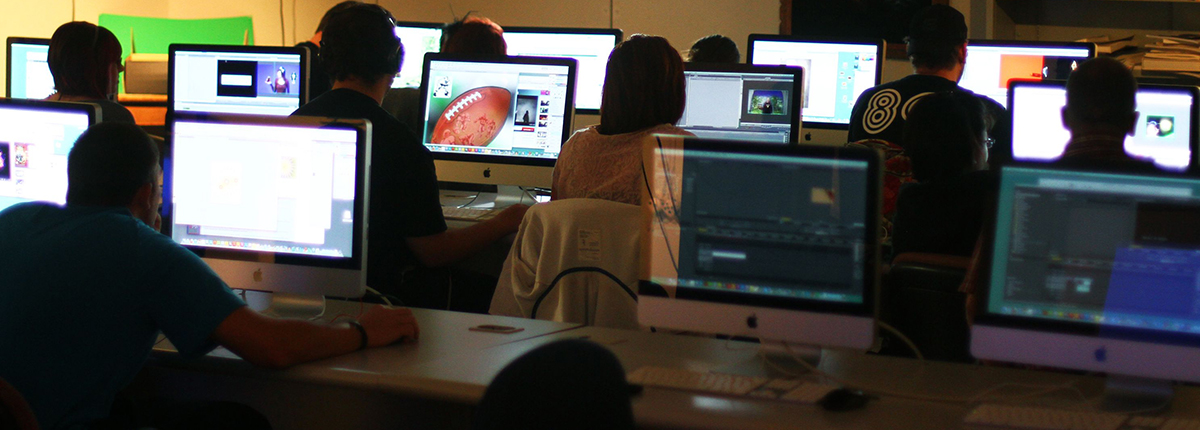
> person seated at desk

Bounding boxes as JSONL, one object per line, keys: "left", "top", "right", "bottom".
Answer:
{"left": 0, "top": 123, "right": 419, "bottom": 430}
{"left": 552, "top": 35, "right": 692, "bottom": 205}
{"left": 685, "top": 34, "right": 741, "bottom": 63}
{"left": 296, "top": 1, "right": 363, "bottom": 100}
{"left": 43, "top": 21, "right": 135, "bottom": 124}
{"left": 382, "top": 16, "right": 508, "bottom": 133}
{"left": 892, "top": 91, "right": 996, "bottom": 258}
{"left": 293, "top": 4, "right": 527, "bottom": 311}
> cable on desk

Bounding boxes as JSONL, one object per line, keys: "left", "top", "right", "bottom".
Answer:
{"left": 877, "top": 321, "right": 925, "bottom": 361}
{"left": 365, "top": 286, "right": 393, "bottom": 307}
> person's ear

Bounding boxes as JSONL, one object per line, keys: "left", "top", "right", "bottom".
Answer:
{"left": 129, "top": 181, "right": 155, "bottom": 222}
{"left": 1127, "top": 111, "right": 1141, "bottom": 137}
{"left": 958, "top": 43, "right": 968, "bottom": 63}
{"left": 1061, "top": 106, "right": 1071, "bottom": 130}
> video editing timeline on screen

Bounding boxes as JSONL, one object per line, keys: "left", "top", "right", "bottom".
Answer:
{"left": 674, "top": 152, "right": 869, "bottom": 302}
{"left": 1000, "top": 180, "right": 1200, "bottom": 334}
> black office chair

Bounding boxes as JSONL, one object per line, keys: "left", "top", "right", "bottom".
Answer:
{"left": 878, "top": 253, "right": 973, "bottom": 363}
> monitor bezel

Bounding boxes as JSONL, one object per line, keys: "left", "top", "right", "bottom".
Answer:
{"left": 1007, "top": 79, "right": 1200, "bottom": 170}
{"left": 6, "top": 37, "right": 51, "bottom": 99}
{"left": 167, "top": 43, "right": 311, "bottom": 121}
{"left": 966, "top": 39, "right": 1097, "bottom": 59}
{"left": 975, "top": 164, "right": 1200, "bottom": 349}
{"left": 681, "top": 62, "right": 804, "bottom": 145}
{"left": 638, "top": 137, "right": 881, "bottom": 316}
{"left": 419, "top": 52, "right": 578, "bottom": 168}
{"left": 501, "top": 26, "right": 622, "bottom": 115}
{"left": 168, "top": 112, "right": 370, "bottom": 272}
{"left": 745, "top": 34, "right": 885, "bottom": 130}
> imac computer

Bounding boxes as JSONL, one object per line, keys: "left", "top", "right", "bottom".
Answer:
{"left": 503, "top": 27, "right": 622, "bottom": 114}
{"left": 973, "top": 165, "right": 1200, "bottom": 409}
{"left": 168, "top": 44, "right": 309, "bottom": 117}
{"left": 419, "top": 53, "right": 576, "bottom": 202}
{"left": 1009, "top": 80, "right": 1198, "bottom": 171}
{"left": 6, "top": 37, "right": 53, "bottom": 99}
{"left": 746, "top": 35, "right": 883, "bottom": 129}
{"left": 679, "top": 63, "right": 802, "bottom": 145}
{"left": 960, "top": 40, "right": 1094, "bottom": 109}
{"left": 640, "top": 136, "right": 881, "bottom": 362}
{"left": 169, "top": 112, "right": 370, "bottom": 315}
{"left": 392, "top": 22, "right": 443, "bottom": 89}
{"left": 0, "top": 99, "right": 97, "bottom": 212}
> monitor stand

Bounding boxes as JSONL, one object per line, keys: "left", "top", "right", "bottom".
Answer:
{"left": 244, "top": 290, "right": 327, "bottom": 320}
{"left": 1100, "top": 375, "right": 1174, "bottom": 413}
{"left": 439, "top": 184, "right": 543, "bottom": 210}
{"left": 714, "top": 341, "right": 823, "bottom": 378}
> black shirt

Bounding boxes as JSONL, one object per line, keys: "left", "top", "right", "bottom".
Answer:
{"left": 848, "top": 75, "right": 1010, "bottom": 153}
{"left": 892, "top": 170, "right": 998, "bottom": 258}
{"left": 296, "top": 41, "right": 332, "bottom": 99}
{"left": 292, "top": 89, "right": 447, "bottom": 288}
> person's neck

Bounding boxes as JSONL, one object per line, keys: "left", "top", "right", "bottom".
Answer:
{"left": 49, "top": 92, "right": 108, "bottom": 102}
{"left": 912, "top": 65, "right": 963, "bottom": 83}
{"left": 332, "top": 77, "right": 390, "bottom": 105}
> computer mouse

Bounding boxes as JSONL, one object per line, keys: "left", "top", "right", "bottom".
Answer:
{"left": 817, "top": 388, "right": 870, "bottom": 411}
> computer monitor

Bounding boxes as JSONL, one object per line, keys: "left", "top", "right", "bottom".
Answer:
{"left": 168, "top": 112, "right": 370, "bottom": 311}
{"left": 392, "top": 21, "right": 443, "bottom": 89}
{"left": 503, "top": 27, "right": 621, "bottom": 114}
{"left": 960, "top": 40, "right": 1094, "bottom": 109}
{"left": 6, "top": 37, "right": 53, "bottom": 99}
{"left": 639, "top": 136, "right": 880, "bottom": 354}
{"left": 973, "top": 165, "right": 1200, "bottom": 408}
{"left": 168, "top": 44, "right": 309, "bottom": 117}
{"left": 679, "top": 63, "right": 802, "bottom": 145}
{"left": 0, "top": 99, "right": 97, "bottom": 212}
{"left": 420, "top": 53, "right": 576, "bottom": 190}
{"left": 746, "top": 35, "right": 883, "bottom": 129}
{"left": 1008, "top": 80, "right": 1198, "bottom": 171}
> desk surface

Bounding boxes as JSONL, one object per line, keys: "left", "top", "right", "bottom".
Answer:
{"left": 145, "top": 303, "right": 1200, "bottom": 430}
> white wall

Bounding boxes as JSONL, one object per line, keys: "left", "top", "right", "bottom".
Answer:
{"left": 2, "top": 0, "right": 781, "bottom": 97}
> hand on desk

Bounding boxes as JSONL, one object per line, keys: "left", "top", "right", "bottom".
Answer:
{"left": 360, "top": 305, "right": 421, "bottom": 346}
{"left": 489, "top": 204, "right": 532, "bottom": 234}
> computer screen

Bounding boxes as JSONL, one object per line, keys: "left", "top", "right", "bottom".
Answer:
{"left": 960, "top": 41, "right": 1094, "bottom": 109}
{"left": 392, "top": 22, "right": 443, "bottom": 89}
{"left": 679, "top": 63, "right": 801, "bottom": 145}
{"left": 747, "top": 35, "right": 882, "bottom": 128}
{"left": 1009, "top": 81, "right": 1197, "bottom": 171}
{"left": 639, "top": 137, "right": 879, "bottom": 348}
{"left": 503, "top": 27, "right": 621, "bottom": 114}
{"left": 0, "top": 99, "right": 96, "bottom": 212}
{"left": 421, "top": 54, "right": 575, "bottom": 164}
{"left": 973, "top": 166, "right": 1200, "bottom": 383}
{"left": 6, "top": 37, "right": 53, "bottom": 99}
{"left": 169, "top": 44, "right": 308, "bottom": 116}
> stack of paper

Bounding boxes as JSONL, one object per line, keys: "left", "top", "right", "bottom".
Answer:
{"left": 1143, "top": 35, "right": 1200, "bottom": 72}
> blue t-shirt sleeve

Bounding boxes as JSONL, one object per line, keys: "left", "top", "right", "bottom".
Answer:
{"left": 137, "top": 227, "right": 246, "bottom": 358}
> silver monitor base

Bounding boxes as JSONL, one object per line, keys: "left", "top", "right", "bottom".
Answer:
{"left": 244, "top": 290, "right": 327, "bottom": 320}
{"left": 714, "top": 342, "right": 823, "bottom": 378}
{"left": 1101, "top": 376, "right": 1174, "bottom": 413}
{"left": 439, "top": 185, "right": 541, "bottom": 210}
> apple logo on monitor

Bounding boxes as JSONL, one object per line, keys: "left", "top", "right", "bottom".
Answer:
{"left": 1094, "top": 346, "right": 1107, "bottom": 363}
{"left": 747, "top": 314, "right": 758, "bottom": 329}
{"left": 483, "top": 168, "right": 491, "bottom": 178}
{"left": 253, "top": 268, "right": 263, "bottom": 283}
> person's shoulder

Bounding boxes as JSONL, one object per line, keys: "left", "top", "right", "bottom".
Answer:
{"left": 93, "top": 99, "right": 136, "bottom": 124}
{"left": 0, "top": 201, "right": 55, "bottom": 222}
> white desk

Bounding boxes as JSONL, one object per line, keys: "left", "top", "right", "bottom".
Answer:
{"left": 135, "top": 305, "right": 1200, "bottom": 430}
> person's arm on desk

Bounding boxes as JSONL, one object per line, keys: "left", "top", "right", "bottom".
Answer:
{"left": 407, "top": 204, "right": 531, "bottom": 268}
{"left": 210, "top": 305, "right": 420, "bottom": 369}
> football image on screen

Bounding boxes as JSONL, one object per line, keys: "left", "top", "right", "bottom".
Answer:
{"left": 430, "top": 86, "right": 512, "bottom": 147}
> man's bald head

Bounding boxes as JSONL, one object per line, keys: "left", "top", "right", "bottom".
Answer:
{"left": 1064, "top": 57, "right": 1138, "bottom": 130}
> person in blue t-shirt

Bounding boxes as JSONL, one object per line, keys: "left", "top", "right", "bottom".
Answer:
{"left": 0, "top": 123, "right": 420, "bottom": 430}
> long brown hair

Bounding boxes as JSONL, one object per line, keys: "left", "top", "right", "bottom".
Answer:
{"left": 48, "top": 22, "right": 122, "bottom": 99}
{"left": 598, "top": 35, "right": 685, "bottom": 135}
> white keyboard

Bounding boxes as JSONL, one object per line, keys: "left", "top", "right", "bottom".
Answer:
{"left": 964, "top": 404, "right": 1200, "bottom": 430}
{"left": 441, "top": 206, "right": 497, "bottom": 221}
{"left": 626, "top": 366, "right": 837, "bottom": 404}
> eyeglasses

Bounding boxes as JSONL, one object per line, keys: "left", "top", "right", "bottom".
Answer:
{"left": 984, "top": 137, "right": 995, "bottom": 149}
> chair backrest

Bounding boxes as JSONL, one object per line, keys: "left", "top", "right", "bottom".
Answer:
{"left": 490, "top": 199, "right": 643, "bottom": 329}
{"left": 846, "top": 139, "right": 913, "bottom": 242}
{"left": 879, "top": 252, "right": 972, "bottom": 363}
{"left": 0, "top": 376, "right": 38, "bottom": 430}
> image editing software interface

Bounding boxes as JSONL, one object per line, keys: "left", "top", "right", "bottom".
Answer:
{"left": 748, "top": 38, "right": 879, "bottom": 126}
{"left": 1011, "top": 82, "right": 1196, "bottom": 171}
{"left": 988, "top": 167, "right": 1200, "bottom": 338}
{"left": 503, "top": 28, "right": 619, "bottom": 112}
{"left": 422, "top": 58, "right": 571, "bottom": 160}
{"left": 7, "top": 38, "right": 53, "bottom": 99}
{"left": 392, "top": 23, "right": 443, "bottom": 88}
{"left": 171, "top": 47, "right": 305, "bottom": 116}
{"left": 678, "top": 68, "right": 798, "bottom": 144}
{"left": 646, "top": 143, "right": 871, "bottom": 304}
{"left": 0, "top": 104, "right": 92, "bottom": 211}
{"left": 959, "top": 42, "right": 1093, "bottom": 109}
{"left": 170, "top": 120, "right": 360, "bottom": 258}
